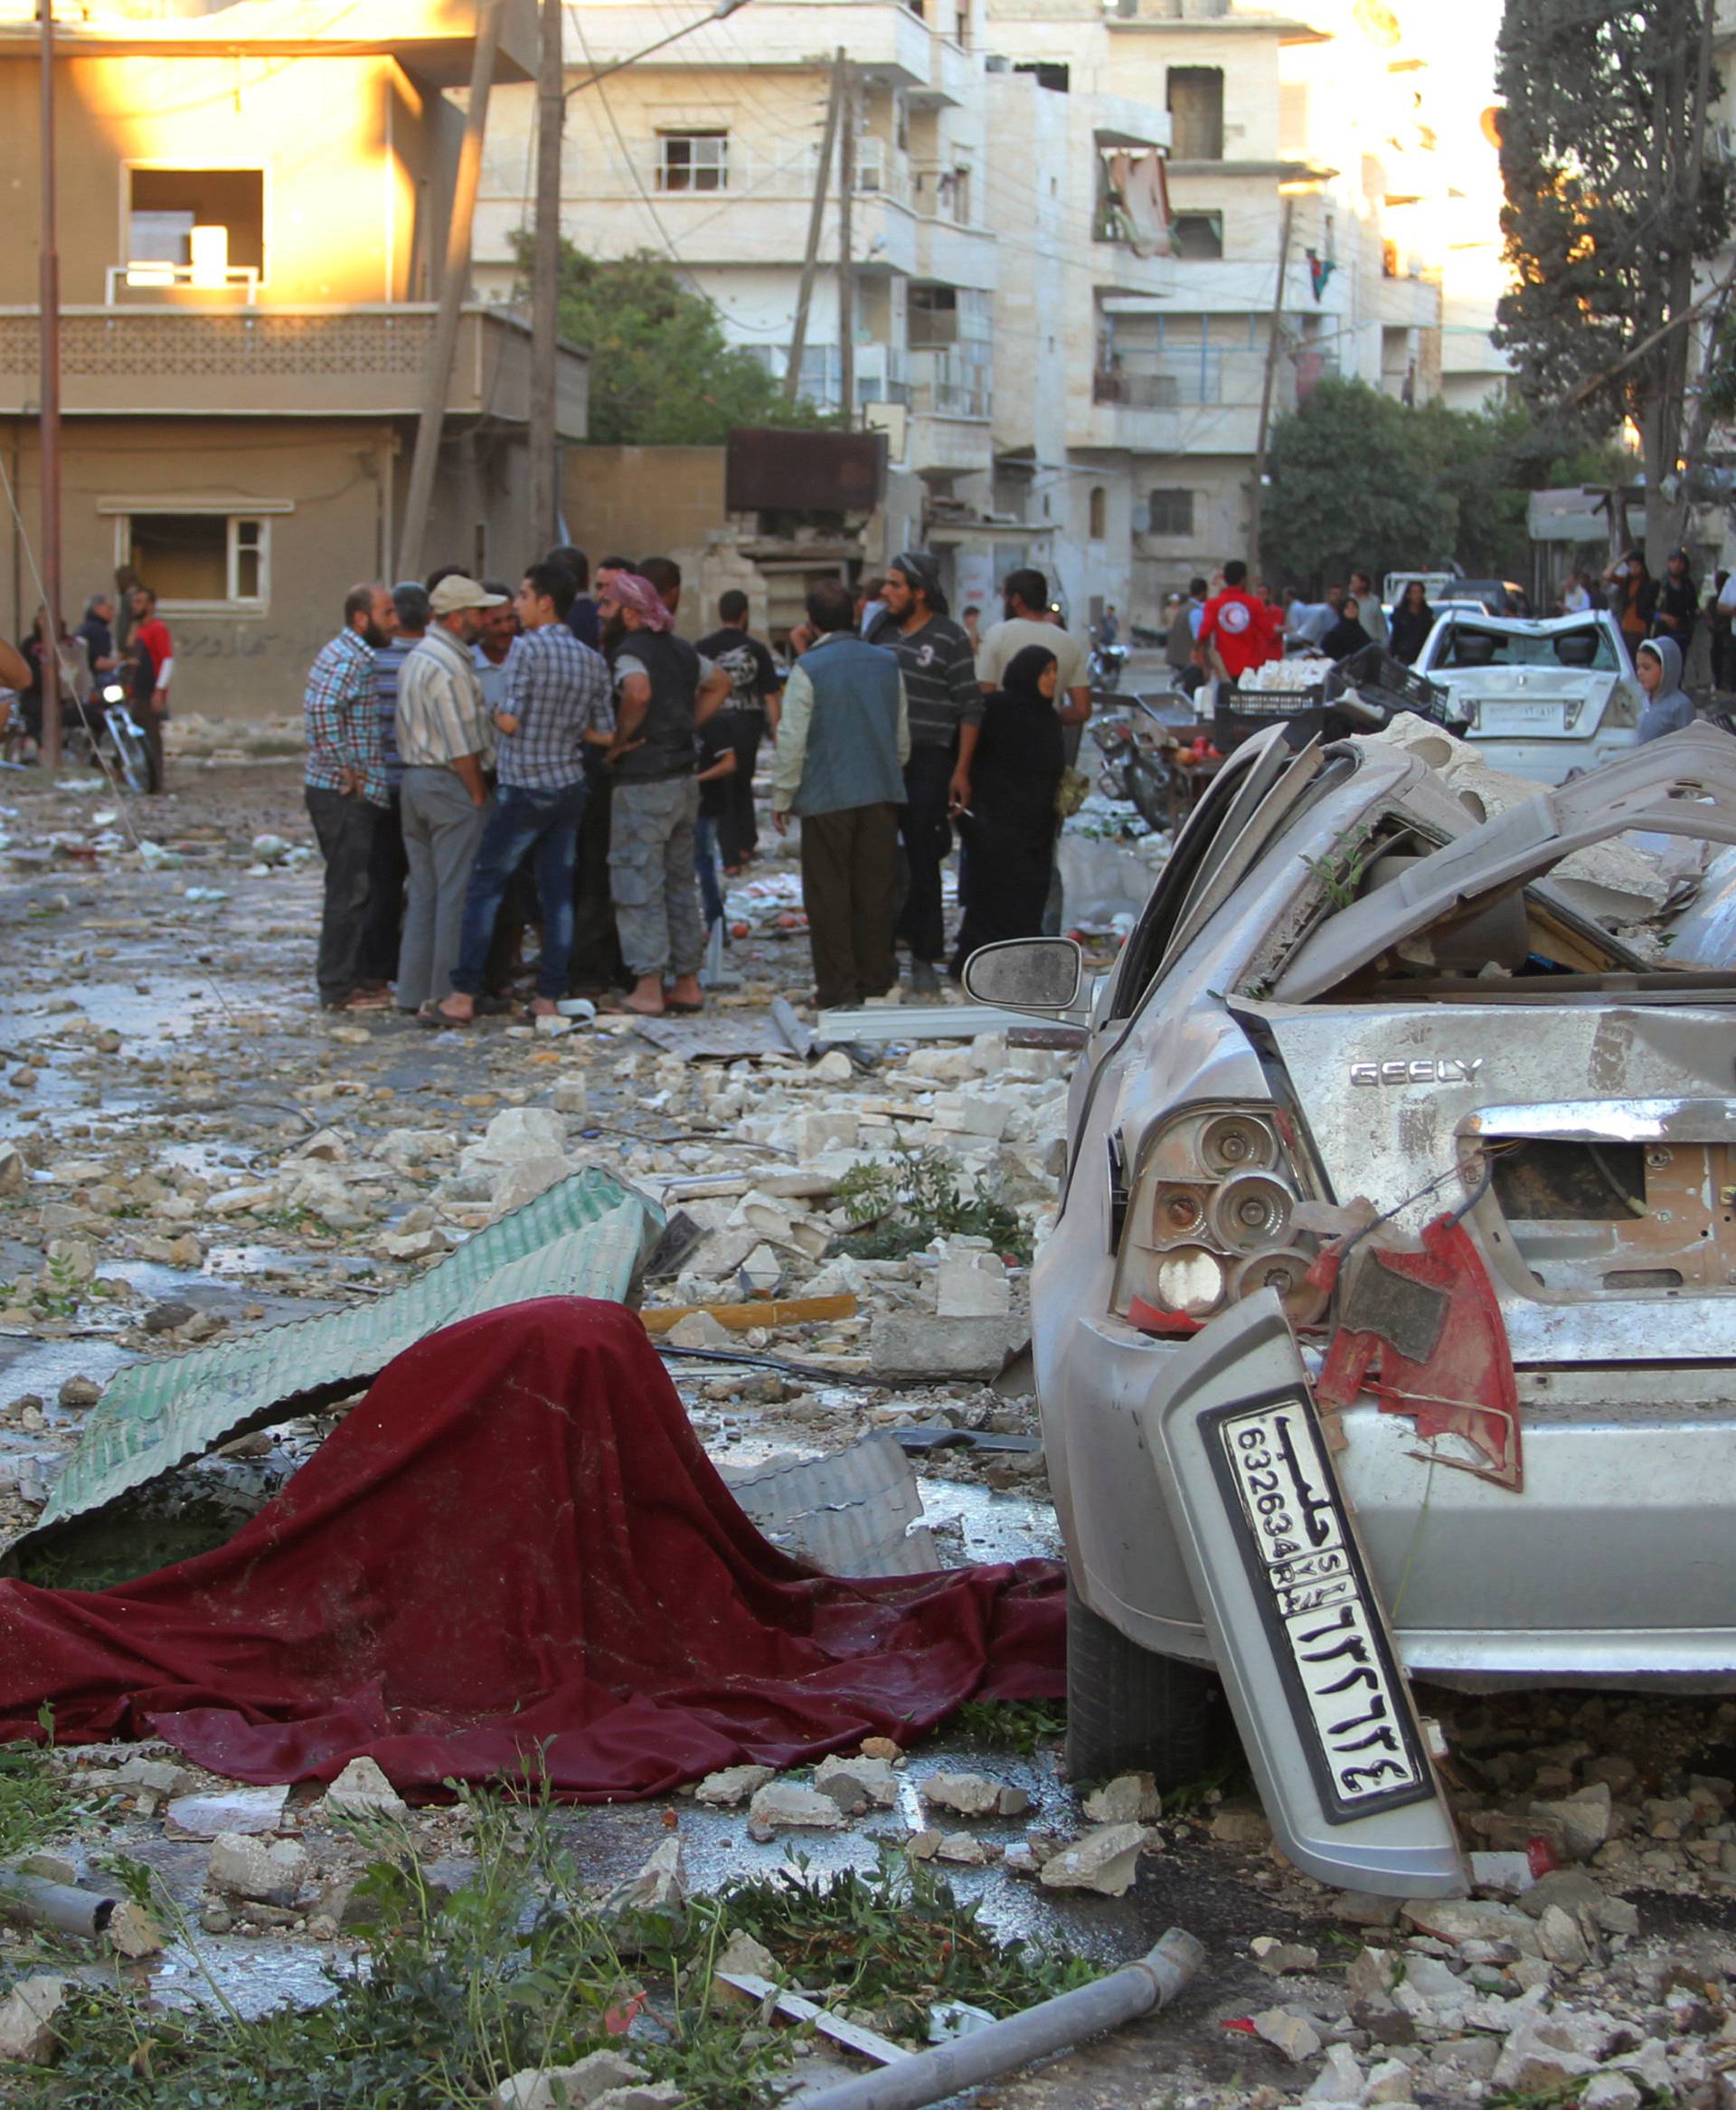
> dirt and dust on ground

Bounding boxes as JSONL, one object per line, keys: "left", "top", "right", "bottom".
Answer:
{"left": 0, "top": 733, "right": 1734, "bottom": 2110}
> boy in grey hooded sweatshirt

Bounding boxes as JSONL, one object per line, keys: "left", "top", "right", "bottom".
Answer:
{"left": 1636, "top": 634, "right": 1695, "bottom": 743}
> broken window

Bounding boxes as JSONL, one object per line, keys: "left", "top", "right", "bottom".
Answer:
{"left": 1171, "top": 212, "right": 1224, "bottom": 260}
{"left": 122, "top": 513, "right": 270, "bottom": 610}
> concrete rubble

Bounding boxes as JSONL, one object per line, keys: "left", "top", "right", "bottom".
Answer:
{"left": 920, "top": 1770, "right": 1030, "bottom": 1819}
{"left": 745, "top": 1782, "right": 847, "bottom": 1841}
{"left": 1036, "top": 1822, "right": 1155, "bottom": 1897}
{"left": 494, "top": 2050, "right": 650, "bottom": 2109}
{"left": 693, "top": 1764, "right": 774, "bottom": 1808}
{"left": 813, "top": 1753, "right": 901, "bottom": 1812}
{"left": 5, "top": 751, "right": 1736, "bottom": 2110}
{"left": 321, "top": 1755, "right": 409, "bottom": 1820}
{"left": 0, "top": 1973, "right": 70, "bottom": 2064}
{"left": 206, "top": 1830, "right": 311, "bottom": 1906}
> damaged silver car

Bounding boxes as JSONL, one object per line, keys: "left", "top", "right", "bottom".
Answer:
{"left": 969, "top": 723, "right": 1736, "bottom": 1896}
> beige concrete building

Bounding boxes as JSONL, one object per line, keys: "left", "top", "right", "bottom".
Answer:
{"left": 470, "top": 0, "right": 1495, "bottom": 629}
{"left": 472, "top": 0, "right": 1035, "bottom": 626}
{"left": 1, "top": 0, "right": 587, "bottom": 716}
{"left": 999, "top": 0, "right": 1453, "bottom": 606}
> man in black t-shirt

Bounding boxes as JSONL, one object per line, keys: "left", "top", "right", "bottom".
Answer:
{"left": 867, "top": 552, "right": 981, "bottom": 994}
{"left": 693, "top": 713, "right": 737, "bottom": 928}
{"left": 696, "top": 589, "right": 783, "bottom": 874}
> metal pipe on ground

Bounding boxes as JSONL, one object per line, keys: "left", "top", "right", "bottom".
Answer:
{"left": 0, "top": 1868, "right": 163, "bottom": 1955}
{"left": 789, "top": 1927, "right": 1205, "bottom": 2110}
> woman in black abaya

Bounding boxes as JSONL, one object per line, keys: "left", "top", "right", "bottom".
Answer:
{"left": 949, "top": 644, "right": 1067, "bottom": 979}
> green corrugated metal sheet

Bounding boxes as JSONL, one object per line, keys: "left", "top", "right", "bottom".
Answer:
{"left": 21, "top": 1168, "right": 663, "bottom": 1547}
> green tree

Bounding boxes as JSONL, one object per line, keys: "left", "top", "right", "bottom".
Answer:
{"left": 1425, "top": 398, "right": 1634, "bottom": 581}
{"left": 1494, "top": 0, "right": 1731, "bottom": 560}
{"left": 1261, "top": 381, "right": 1634, "bottom": 589}
{"left": 519, "top": 237, "right": 831, "bottom": 446}
{"left": 1260, "top": 377, "right": 1457, "bottom": 588}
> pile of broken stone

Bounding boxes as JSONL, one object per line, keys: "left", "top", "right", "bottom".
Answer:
{"left": 0, "top": 1007, "right": 1074, "bottom": 1544}
{"left": 1195, "top": 1689, "right": 1736, "bottom": 2110}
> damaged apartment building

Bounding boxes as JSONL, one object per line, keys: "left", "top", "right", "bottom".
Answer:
{"left": 474, "top": 0, "right": 1497, "bottom": 632}
{"left": 0, "top": 0, "right": 589, "bottom": 719}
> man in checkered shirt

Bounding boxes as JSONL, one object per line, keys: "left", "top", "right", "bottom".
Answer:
{"left": 428, "top": 562, "right": 612, "bottom": 1026}
{"left": 303, "top": 582, "right": 396, "bottom": 1012}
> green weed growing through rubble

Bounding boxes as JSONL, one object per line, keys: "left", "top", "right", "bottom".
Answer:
{"left": 31, "top": 1776, "right": 1095, "bottom": 2110}
{"left": 712, "top": 1844, "right": 1096, "bottom": 2044}
{"left": 938, "top": 1698, "right": 1068, "bottom": 1755}
{"left": 30, "top": 1250, "right": 84, "bottom": 1321}
{"left": 834, "top": 1146, "right": 1032, "bottom": 1265}
{"left": 0, "top": 1736, "right": 85, "bottom": 1862}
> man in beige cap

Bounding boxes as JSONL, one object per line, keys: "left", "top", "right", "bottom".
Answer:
{"left": 394, "top": 574, "right": 504, "bottom": 1014}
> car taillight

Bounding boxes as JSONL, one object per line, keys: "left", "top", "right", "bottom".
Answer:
{"left": 1561, "top": 696, "right": 1584, "bottom": 731}
{"left": 1111, "top": 1104, "right": 1326, "bottom": 1333}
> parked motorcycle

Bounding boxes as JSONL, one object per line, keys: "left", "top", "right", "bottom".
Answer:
{"left": 1091, "top": 695, "right": 1179, "bottom": 833}
{"left": 1088, "top": 642, "right": 1130, "bottom": 691}
{"left": 88, "top": 682, "right": 154, "bottom": 793}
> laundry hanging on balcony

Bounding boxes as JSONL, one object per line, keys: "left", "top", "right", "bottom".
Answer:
{"left": 1108, "top": 152, "right": 1173, "bottom": 260}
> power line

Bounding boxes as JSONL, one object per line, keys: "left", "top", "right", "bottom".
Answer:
{"left": 558, "top": 3, "right": 793, "bottom": 336}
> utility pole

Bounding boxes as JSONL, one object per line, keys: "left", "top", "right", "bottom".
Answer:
{"left": 836, "top": 60, "right": 855, "bottom": 428}
{"left": 528, "top": 0, "right": 562, "bottom": 554}
{"left": 786, "top": 51, "right": 844, "bottom": 403}
{"left": 1247, "top": 193, "right": 1295, "bottom": 573}
{"left": 37, "top": 0, "right": 61, "bottom": 769}
{"left": 398, "top": 0, "right": 505, "bottom": 580}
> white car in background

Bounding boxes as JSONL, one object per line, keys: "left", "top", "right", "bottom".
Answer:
{"left": 1412, "top": 610, "right": 1642, "bottom": 784}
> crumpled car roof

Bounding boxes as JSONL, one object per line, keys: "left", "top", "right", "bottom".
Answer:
{"left": 1273, "top": 726, "right": 1736, "bottom": 1003}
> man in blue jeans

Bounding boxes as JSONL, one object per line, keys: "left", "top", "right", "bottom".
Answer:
{"left": 427, "top": 563, "right": 612, "bottom": 1026}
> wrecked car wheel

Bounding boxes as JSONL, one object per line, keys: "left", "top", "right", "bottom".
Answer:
{"left": 1064, "top": 1579, "right": 1222, "bottom": 1789}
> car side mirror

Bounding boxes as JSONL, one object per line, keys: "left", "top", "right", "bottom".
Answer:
{"left": 961, "top": 938, "right": 1084, "bottom": 1015}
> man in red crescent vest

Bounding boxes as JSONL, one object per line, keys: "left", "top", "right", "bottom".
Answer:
{"left": 1196, "top": 559, "right": 1280, "bottom": 682}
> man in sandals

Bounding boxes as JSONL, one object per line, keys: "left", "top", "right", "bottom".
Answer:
{"left": 598, "top": 571, "right": 730, "bottom": 1017}
{"left": 394, "top": 575, "right": 496, "bottom": 1016}
{"left": 428, "top": 564, "right": 611, "bottom": 1027}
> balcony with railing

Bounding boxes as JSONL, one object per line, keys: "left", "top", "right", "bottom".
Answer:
{"left": 1091, "top": 345, "right": 1278, "bottom": 408}
{"left": 0, "top": 304, "right": 588, "bottom": 434}
{"left": 1075, "top": 342, "right": 1324, "bottom": 452}
{"left": 909, "top": 346, "right": 990, "bottom": 419}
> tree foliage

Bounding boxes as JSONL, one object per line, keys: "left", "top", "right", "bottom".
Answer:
{"left": 1260, "top": 377, "right": 1630, "bottom": 588}
{"left": 1261, "top": 379, "right": 1452, "bottom": 587}
{"left": 520, "top": 237, "right": 832, "bottom": 446}
{"left": 1493, "top": 0, "right": 1731, "bottom": 552}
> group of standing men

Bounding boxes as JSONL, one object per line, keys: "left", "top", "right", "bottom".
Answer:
{"left": 302, "top": 551, "right": 747, "bottom": 1024}
{"left": 301, "top": 543, "right": 1093, "bottom": 1027}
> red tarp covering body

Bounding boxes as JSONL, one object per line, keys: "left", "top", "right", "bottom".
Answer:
{"left": 0, "top": 1300, "right": 1063, "bottom": 1795}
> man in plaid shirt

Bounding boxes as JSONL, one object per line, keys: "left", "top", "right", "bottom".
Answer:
{"left": 428, "top": 561, "right": 612, "bottom": 1026}
{"left": 303, "top": 582, "right": 396, "bottom": 1012}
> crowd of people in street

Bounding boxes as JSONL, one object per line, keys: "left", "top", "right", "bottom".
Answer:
{"left": 1156, "top": 548, "right": 1736, "bottom": 743}
{"left": 22, "top": 535, "right": 1736, "bottom": 1025}
{"left": 299, "top": 550, "right": 1087, "bottom": 1022}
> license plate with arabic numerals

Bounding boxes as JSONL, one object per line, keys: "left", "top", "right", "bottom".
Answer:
{"left": 1215, "top": 1395, "right": 1431, "bottom": 1820}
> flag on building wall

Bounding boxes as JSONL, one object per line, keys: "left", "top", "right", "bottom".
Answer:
{"left": 1306, "top": 248, "right": 1336, "bottom": 301}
